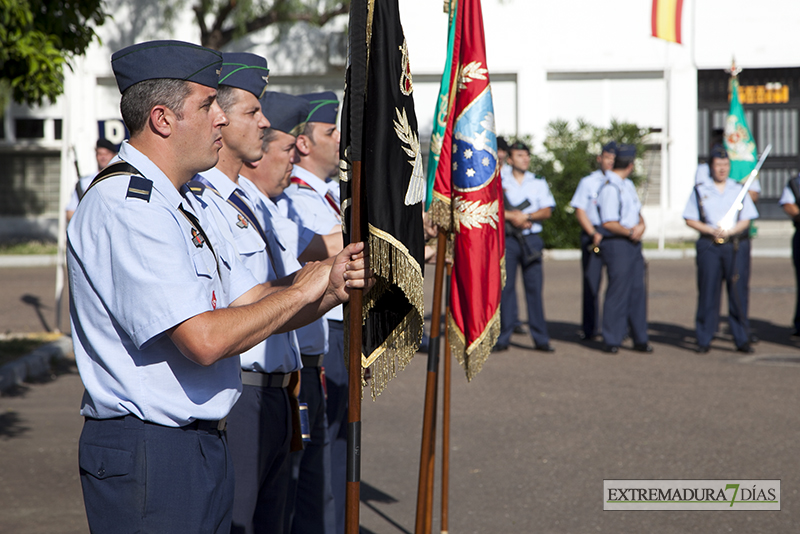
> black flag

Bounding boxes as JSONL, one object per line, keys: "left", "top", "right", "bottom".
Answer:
{"left": 340, "top": 0, "right": 425, "bottom": 399}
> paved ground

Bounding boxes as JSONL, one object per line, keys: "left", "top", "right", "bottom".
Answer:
{"left": 1, "top": 259, "right": 799, "bottom": 533}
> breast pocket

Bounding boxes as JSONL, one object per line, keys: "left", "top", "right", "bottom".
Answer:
{"left": 232, "top": 226, "right": 267, "bottom": 257}
{"left": 191, "top": 247, "right": 218, "bottom": 279}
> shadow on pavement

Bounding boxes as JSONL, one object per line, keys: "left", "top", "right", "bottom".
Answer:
{"left": 20, "top": 294, "right": 52, "bottom": 332}
{"left": 0, "top": 410, "right": 29, "bottom": 439}
{"left": 360, "top": 480, "right": 410, "bottom": 534}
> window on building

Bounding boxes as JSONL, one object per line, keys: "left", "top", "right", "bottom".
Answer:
{"left": 54, "top": 119, "right": 63, "bottom": 140}
{"left": 0, "top": 151, "right": 61, "bottom": 216}
{"left": 15, "top": 119, "right": 45, "bottom": 139}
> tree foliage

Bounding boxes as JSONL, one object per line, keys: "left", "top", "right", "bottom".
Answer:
{"left": 511, "top": 119, "right": 649, "bottom": 249}
{"left": 0, "top": 0, "right": 108, "bottom": 106}
{"left": 195, "top": 0, "right": 350, "bottom": 49}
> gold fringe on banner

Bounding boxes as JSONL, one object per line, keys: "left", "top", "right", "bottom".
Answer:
{"left": 448, "top": 305, "right": 501, "bottom": 382}
{"left": 428, "top": 193, "right": 452, "bottom": 232}
{"left": 344, "top": 224, "right": 425, "bottom": 399}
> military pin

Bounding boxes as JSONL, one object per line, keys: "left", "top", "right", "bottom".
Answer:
{"left": 191, "top": 228, "right": 204, "bottom": 248}
{"left": 236, "top": 214, "right": 249, "bottom": 229}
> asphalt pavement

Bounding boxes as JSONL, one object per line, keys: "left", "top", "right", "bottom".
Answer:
{"left": 1, "top": 258, "right": 799, "bottom": 533}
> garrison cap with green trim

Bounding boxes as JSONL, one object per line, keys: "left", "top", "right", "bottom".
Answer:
{"left": 299, "top": 91, "right": 340, "bottom": 124}
{"left": 260, "top": 92, "right": 310, "bottom": 137}
{"left": 219, "top": 52, "right": 270, "bottom": 99}
{"left": 616, "top": 144, "right": 637, "bottom": 159}
{"left": 111, "top": 40, "right": 223, "bottom": 94}
{"left": 602, "top": 141, "right": 618, "bottom": 155}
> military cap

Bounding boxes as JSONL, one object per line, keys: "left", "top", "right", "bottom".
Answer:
{"left": 219, "top": 52, "right": 270, "bottom": 99}
{"left": 709, "top": 144, "right": 729, "bottom": 160}
{"left": 300, "top": 92, "right": 340, "bottom": 124}
{"left": 96, "top": 138, "right": 119, "bottom": 153}
{"left": 260, "top": 92, "right": 310, "bottom": 137}
{"left": 616, "top": 144, "right": 637, "bottom": 159}
{"left": 497, "top": 136, "right": 510, "bottom": 153}
{"left": 509, "top": 140, "right": 530, "bottom": 153}
{"left": 601, "top": 141, "right": 618, "bottom": 155}
{"left": 111, "top": 40, "right": 223, "bottom": 94}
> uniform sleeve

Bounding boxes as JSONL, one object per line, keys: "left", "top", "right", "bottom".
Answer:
{"left": 682, "top": 188, "right": 701, "bottom": 221}
{"left": 739, "top": 192, "right": 759, "bottom": 221}
{"left": 778, "top": 185, "right": 796, "bottom": 206}
{"left": 749, "top": 178, "right": 762, "bottom": 194}
{"left": 569, "top": 178, "right": 588, "bottom": 210}
{"left": 597, "top": 185, "right": 621, "bottom": 223}
{"left": 539, "top": 180, "right": 556, "bottom": 209}
{"left": 285, "top": 193, "right": 329, "bottom": 234}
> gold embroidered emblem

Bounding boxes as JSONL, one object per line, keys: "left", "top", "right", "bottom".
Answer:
{"left": 458, "top": 61, "right": 488, "bottom": 90}
{"left": 399, "top": 39, "right": 413, "bottom": 96}
{"left": 453, "top": 196, "right": 499, "bottom": 232}
{"left": 393, "top": 107, "right": 424, "bottom": 205}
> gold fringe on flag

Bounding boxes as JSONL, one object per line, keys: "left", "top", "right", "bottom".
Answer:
{"left": 428, "top": 193, "right": 452, "bottom": 232}
{"left": 344, "top": 225, "right": 425, "bottom": 399}
{"left": 447, "top": 305, "right": 501, "bottom": 382}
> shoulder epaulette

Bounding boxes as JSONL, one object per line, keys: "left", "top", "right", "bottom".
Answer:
{"left": 126, "top": 176, "right": 153, "bottom": 202}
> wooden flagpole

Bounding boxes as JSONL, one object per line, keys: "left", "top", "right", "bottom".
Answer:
{"left": 440, "top": 262, "right": 453, "bottom": 534}
{"left": 414, "top": 231, "right": 447, "bottom": 534}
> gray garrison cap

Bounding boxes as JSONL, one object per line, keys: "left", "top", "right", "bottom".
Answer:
{"left": 299, "top": 92, "right": 340, "bottom": 124}
{"left": 111, "top": 40, "right": 223, "bottom": 94}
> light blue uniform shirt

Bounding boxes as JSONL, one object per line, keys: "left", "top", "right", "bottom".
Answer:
{"left": 696, "top": 162, "right": 761, "bottom": 193}
{"left": 68, "top": 142, "right": 258, "bottom": 427}
{"left": 281, "top": 165, "right": 343, "bottom": 322}
{"left": 194, "top": 168, "right": 301, "bottom": 374}
{"left": 569, "top": 169, "right": 606, "bottom": 227}
{"left": 239, "top": 177, "right": 329, "bottom": 355}
{"left": 683, "top": 178, "right": 759, "bottom": 227}
{"left": 778, "top": 177, "right": 799, "bottom": 205}
{"left": 501, "top": 169, "right": 556, "bottom": 235}
{"left": 597, "top": 172, "right": 642, "bottom": 229}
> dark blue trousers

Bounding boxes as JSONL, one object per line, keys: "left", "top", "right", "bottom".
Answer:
{"left": 793, "top": 229, "right": 800, "bottom": 332}
{"left": 499, "top": 233, "right": 549, "bottom": 347}
{"left": 601, "top": 238, "right": 648, "bottom": 347}
{"left": 323, "top": 319, "right": 347, "bottom": 534}
{"left": 79, "top": 415, "right": 233, "bottom": 534}
{"left": 284, "top": 365, "right": 335, "bottom": 534}
{"left": 580, "top": 231, "right": 604, "bottom": 338}
{"left": 228, "top": 385, "right": 292, "bottom": 534}
{"left": 694, "top": 237, "right": 751, "bottom": 348}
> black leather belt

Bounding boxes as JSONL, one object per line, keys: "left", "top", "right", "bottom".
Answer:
{"left": 301, "top": 354, "right": 324, "bottom": 367}
{"left": 241, "top": 370, "right": 291, "bottom": 388}
{"left": 699, "top": 234, "right": 749, "bottom": 244}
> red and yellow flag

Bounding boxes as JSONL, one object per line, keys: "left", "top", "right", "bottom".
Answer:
{"left": 651, "top": 0, "right": 684, "bottom": 44}
{"left": 429, "top": 0, "right": 505, "bottom": 381}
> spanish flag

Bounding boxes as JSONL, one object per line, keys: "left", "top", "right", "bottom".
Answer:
{"left": 651, "top": 0, "right": 684, "bottom": 44}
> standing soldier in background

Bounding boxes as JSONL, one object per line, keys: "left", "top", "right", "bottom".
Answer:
{"left": 496, "top": 141, "right": 556, "bottom": 353}
{"left": 65, "top": 138, "right": 118, "bottom": 222}
{"left": 684, "top": 145, "right": 758, "bottom": 353}
{"left": 596, "top": 144, "right": 652, "bottom": 354}
{"left": 779, "top": 172, "right": 800, "bottom": 337}
{"left": 570, "top": 141, "right": 616, "bottom": 340}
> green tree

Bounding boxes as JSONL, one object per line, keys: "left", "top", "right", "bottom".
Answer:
{"left": 195, "top": 0, "right": 350, "bottom": 49}
{"left": 0, "top": 0, "right": 108, "bottom": 107}
{"left": 512, "top": 118, "right": 649, "bottom": 249}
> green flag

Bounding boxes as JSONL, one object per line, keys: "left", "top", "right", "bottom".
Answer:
{"left": 424, "top": 0, "right": 458, "bottom": 211}
{"left": 724, "top": 77, "right": 758, "bottom": 182}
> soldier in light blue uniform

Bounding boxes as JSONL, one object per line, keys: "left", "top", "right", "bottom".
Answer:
{"left": 187, "top": 53, "right": 305, "bottom": 533}
{"left": 779, "top": 174, "right": 800, "bottom": 337}
{"left": 497, "top": 141, "right": 556, "bottom": 352}
{"left": 277, "top": 90, "right": 350, "bottom": 534}
{"left": 240, "top": 91, "right": 337, "bottom": 534}
{"left": 685, "top": 145, "right": 759, "bottom": 353}
{"left": 570, "top": 141, "right": 616, "bottom": 340}
{"left": 596, "top": 144, "right": 652, "bottom": 354}
{"left": 68, "top": 41, "right": 369, "bottom": 534}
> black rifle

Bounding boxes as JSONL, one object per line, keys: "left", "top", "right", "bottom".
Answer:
{"left": 503, "top": 193, "right": 542, "bottom": 266}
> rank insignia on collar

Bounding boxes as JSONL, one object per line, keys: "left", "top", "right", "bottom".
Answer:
{"left": 191, "top": 228, "right": 204, "bottom": 248}
{"left": 236, "top": 214, "right": 249, "bottom": 229}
